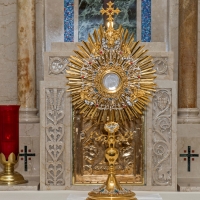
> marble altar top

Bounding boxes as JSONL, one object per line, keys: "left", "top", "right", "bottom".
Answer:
{"left": 0, "top": 191, "right": 200, "bottom": 200}
{"left": 67, "top": 193, "right": 162, "bottom": 200}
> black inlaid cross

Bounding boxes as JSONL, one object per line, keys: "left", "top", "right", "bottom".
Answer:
{"left": 180, "top": 146, "right": 199, "bottom": 172}
{"left": 19, "top": 146, "right": 35, "bottom": 171}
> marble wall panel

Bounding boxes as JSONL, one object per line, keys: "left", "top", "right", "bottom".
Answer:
{"left": 151, "top": 0, "right": 167, "bottom": 43}
{"left": 177, "top": 124, "right": 200, "bottom": 180}
{"left": 51, "top": 42, "right": 81, "bottom": 52}
{"left": 19, "top": 123, "right": 40, "bottom": 137}
{"left": 17, "top": 136, "right": 40, "bottom": 177}
{"left": 0, "top": 124, "right": 40, "bottom": 178}
{"left": 168, "top": 0, "right": 178, "bottom": 82}
{"left": 0, "top": 0, "right": 18, "bottom": 104}
{"left": 178, "top": 136, "right": 200, "bottom": 179}
{"left": 45, "top": 0, "right": 64, "bottom": 51}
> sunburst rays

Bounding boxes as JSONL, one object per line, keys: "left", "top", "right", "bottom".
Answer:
{"left": 66, "top": 24, "right": 156, "bottom": 123}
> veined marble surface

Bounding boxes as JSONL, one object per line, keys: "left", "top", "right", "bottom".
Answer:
{"left": 113, "top": 0, "right": 136, "bottom": 39}
{"left": 17, "top": 0, "right": 36, "bottom": 109}
{"left": 0, "top": 0, "right": 18, "bottom": 104}
{"left": 78, "top": 0, "right": 136, "bottom": 41}
{"left": 78, "top": 0, "right": 103, "bottom": 42}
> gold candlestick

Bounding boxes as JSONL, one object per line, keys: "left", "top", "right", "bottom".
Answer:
{"left": 0, "top": 153, "right": 27, "bottom": 185}
{"left": 87, "top": 122, "right": 137, "bottom": 200}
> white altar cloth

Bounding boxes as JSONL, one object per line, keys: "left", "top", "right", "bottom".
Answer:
{"left": 67, "top": 193, "right": 162, "bottom": 200}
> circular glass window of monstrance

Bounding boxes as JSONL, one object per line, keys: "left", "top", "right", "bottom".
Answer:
{"left": 102, "top": 72, "right": 121, "bottom": 93}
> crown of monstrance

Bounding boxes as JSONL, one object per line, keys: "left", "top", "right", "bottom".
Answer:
{"left": 66, "top": 1, "right": 156, "bottom": 123}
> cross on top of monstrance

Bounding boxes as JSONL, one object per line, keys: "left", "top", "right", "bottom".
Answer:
{"left": 100, "top": 1, "right": 120, "bottom": 24}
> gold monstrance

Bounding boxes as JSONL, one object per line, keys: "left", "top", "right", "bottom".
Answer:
{"left": 66, "top": 1, "right": 156, "bottom": 200}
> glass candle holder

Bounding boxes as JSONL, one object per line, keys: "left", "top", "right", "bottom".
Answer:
{"left": 0, "top": 105, "right": 27, "bottom": 185}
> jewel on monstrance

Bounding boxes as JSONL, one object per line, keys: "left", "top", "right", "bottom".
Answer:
{"left": 103, "top": 73, "right": 120, "bottom": 91}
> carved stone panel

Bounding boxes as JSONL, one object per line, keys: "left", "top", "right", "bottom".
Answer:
{"left": 150, "top": 52, "right": 174, "bottom": 80}
{"left": 152, "top": 89, "right": 172, "bottom": 186}
{"left": 153, "top": 57, "right": 168, "bottom": 75}
{"left": 45, "top": 88, "right": 65, "bottom": 186}
{"left": 73, "top": 111, "right": 145, "bottom": 185}
{"left": 49, "top": 57, "right": 68, "bottom": 75}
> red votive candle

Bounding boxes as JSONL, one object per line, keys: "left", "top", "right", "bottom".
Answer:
{"left": 0, "top": 105, "right": 20, "bottom": 160}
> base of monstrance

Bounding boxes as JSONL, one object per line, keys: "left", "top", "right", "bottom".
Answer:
{"left": 87, "top": 188, "right": 137, "bottom": 200}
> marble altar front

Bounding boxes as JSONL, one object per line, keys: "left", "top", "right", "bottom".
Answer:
{"left": 39, "top": 42, "right": 177, "bottom": 191}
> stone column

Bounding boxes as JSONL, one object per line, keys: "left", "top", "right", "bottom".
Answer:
{"left": 17, "top": 0, "right": 39, "bottom": 123}
{"left": 178, "top": 0, "right": 200, "bottom": 124}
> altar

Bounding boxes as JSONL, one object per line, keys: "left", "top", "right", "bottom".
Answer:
{"left": 39, "top": 41, "right": 177, "bottom": 192}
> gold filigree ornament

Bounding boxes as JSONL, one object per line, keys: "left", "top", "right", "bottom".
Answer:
{"left": 66, "top": 1, "right": 156, "bottom": 123}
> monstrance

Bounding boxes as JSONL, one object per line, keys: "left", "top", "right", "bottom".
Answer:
{"left": 66, "top": 1, "right": 156, "bottom": 200}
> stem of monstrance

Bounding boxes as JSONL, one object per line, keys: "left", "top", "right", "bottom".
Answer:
{"left": 86, "top": 122, "right": 137, "bottom": 200}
